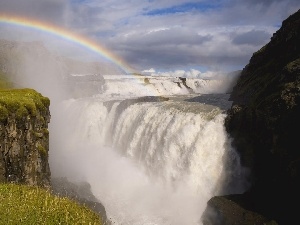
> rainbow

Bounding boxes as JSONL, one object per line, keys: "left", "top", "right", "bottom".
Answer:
{"left": 0, "top": 14, "right": 136, "bottom": 74}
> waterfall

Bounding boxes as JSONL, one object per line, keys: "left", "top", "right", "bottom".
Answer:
{"left": 1, "top": 41, "right": 245, "bottom": 224}
{"left": 49, "top": 93, "right": 246, "bottom": 225}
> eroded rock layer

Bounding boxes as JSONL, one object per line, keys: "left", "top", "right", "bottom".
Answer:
{"left": 0, "top": 89, "right": 51, "bottom": 188}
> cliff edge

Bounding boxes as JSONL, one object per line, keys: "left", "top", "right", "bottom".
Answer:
{"left": 0, "top": 88, "right": 51, "bottom": 188}
{"left": 202, "top": 9, "right": 300, "bottom": 225}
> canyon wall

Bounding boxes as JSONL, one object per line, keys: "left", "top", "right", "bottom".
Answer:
{"left": 202, "top": 8, "right": 300, "bottom": 225}
{"left": 0, "top": 88, "right": 51, "bottom": 188}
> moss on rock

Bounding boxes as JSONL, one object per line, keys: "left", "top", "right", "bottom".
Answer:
{"left": 0, "top": 89, "right": 50, "bottom": 119}
{"left": 0, "top": 88, "right": 51, "bottom": 187}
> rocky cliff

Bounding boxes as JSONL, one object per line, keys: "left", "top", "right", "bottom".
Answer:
{"left": 0, "top": 88, "right": 51, "bottom": 188}
{"left": 202, "top": 9, "right": 300, "bottom": 225}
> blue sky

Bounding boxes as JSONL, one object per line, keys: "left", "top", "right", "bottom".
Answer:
{"left": 144, "top": 2, "right": 220, "bottom": 15}
{"left": 0, "top": 0, "right": 299, "bottom": 76}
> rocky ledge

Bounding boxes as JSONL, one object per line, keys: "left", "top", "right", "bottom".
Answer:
{"left": 0, "top": 88, "right": 51, "bottom": 188}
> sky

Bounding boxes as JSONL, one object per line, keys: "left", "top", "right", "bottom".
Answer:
{"left": 0, "top": 0, "right": 299, "bottom": 75}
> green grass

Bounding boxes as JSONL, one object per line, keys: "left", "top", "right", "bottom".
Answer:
{"left": 0, "top": 88, "right": 50, "bottom": 122}
{"left": 0, "top": 71, "right": 51, "bottom": 122}
{"left": 0, "top": 183, "right": 103, "bottom": 225}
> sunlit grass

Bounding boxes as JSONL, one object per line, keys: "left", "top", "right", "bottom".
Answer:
{"left": 0, "top": 72, "right": 52, "bottom": 122}
{"left": 0, "top": 183, "right": 103, "bottom": 225}
{"left": 0, "top": 88, "right": 50, "bottom": 122}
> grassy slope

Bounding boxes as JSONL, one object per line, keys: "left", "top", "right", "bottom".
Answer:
{"left": 0, "top": 184, "right": 102, "bottom": 225}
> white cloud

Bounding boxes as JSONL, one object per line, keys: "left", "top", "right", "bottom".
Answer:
{"left": 142, "top": 68, "right": 156, "bottom": 73}
{"left": 0, "top": 0, "right": 68, "bottom": 25}
{"left": 0, "top": 0, "right": 299, "bottom": 72}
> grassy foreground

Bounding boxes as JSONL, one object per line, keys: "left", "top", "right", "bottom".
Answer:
{"left": 0, "top": 183, "right": 103, "bottom": 225}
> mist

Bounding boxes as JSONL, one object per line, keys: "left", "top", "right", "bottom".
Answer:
{"left": 1, "top": 40, "right": 68, "bottom": 103}
{"left": 1, "top": 39, "right": 248, "bottom": 225}
{"left": 48, "top": 97, "right": 247, "bottom": 225}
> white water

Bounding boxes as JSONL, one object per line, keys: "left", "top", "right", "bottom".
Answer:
{"left": 49, "top": 85, "right": 246, "bottom": 225}
{"left": 99, "top": 75, "right": 235, "bottom": 98}
{"left": 2, "top": 41, "right": 245, "bottom": 224}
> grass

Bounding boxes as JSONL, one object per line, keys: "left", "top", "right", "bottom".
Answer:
{"left": 0, "top": 71, "right": 51, "bottom": 122}
{"left": 0, "top": 183, "right": 103, "bottom": 225}
{"left": 0, "top": 88, "right": 50, "bottom": 122}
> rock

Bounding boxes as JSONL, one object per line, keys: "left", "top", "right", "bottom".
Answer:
{"left": 0, "top": 89, "right": 51, "bottom": 188}
{"left": 178, "top": 77, "right": 194, "bottom": 93}
{"left": 201, "top": 195, "right": 277, "bottom": 225}
{"left": 202, "top": 8, "right": 300, "bottom": 225}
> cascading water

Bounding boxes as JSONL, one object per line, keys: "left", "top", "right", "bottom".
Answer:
{"left": 49, "top": 77, "right": 247, "bottom": 225}
{"left": 2, "top": 41, "right": 245, "bottom": 224}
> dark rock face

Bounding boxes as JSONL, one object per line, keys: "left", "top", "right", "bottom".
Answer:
{"left": 0, "top": 101, "right": 51, "bottom": 188}
{"left": 202, "top": 195, "right": 275, "bottom": 225}
{"left": 202, "top": 9, "right": 300, "bottom": 225}
{"left": 179, "top": 77, "right": 194, "bottom": 93}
